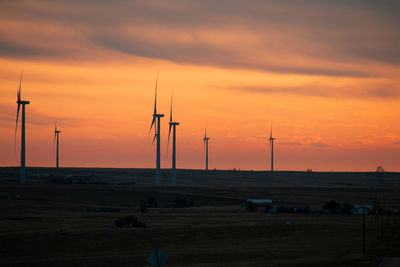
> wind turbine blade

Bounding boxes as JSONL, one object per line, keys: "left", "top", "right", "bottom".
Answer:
{"left": 169, "top": 90, "right": 173, "bottom": 123}
{"left": 149, "top": 117, "right": 156, "bottom": 135}
{"left": 151, "top": 118, "right": 157, "bottom": 143}
{"left": 150, "top": 71, "right": 159, "bottom": 136}
{"left": 152, "top": 133, "right": 157, "bottom": 144}
{"left": 15, "top": 77, "right": 22, "bottom": 146}
{"left": 54, "top": 123, "right": 57, "bottom": 144}
{"left": 18, "top": 71, "right": 22, "bottom": 101}
{"left": 167, "top": 124, "right": 172, "bottom": 153}
{"left": 154, "top": 70, "right": 159, "bottom": 115}
{"left": 14, "top": 103, "right": 20, "bottom": 151}
{"left": 17, "top": 86, "right": 21, "bottom": 102}
{"left": 15, "top": 103, "right": 20, "bottom": 134}
{"left": 14, "top": 71, "right": 23, "bottom": 151}
{"left": 270, "top": 124, "right": 273, "bottom": 139}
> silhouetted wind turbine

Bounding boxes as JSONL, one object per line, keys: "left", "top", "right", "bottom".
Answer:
{"left": 149, "top": 72, "right": 164, "bottom": 186}
{"left": 268, "top": 125, "right": 275, "bottom": 172}
{"left": 54, "top": 123, "right": 61, "bottom": 168}
{"left": 203, "top": 125, "right": 210, "bottom": 171}
{"left": 167, "top": 91, "right": 179, "bottom": 186}
{"left": 15, "top": 71, "right": 30, "bottom": 183}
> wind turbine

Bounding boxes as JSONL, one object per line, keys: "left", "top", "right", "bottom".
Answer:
{"left": 54, "top": 123, "right": 61, "bottom": 168}
{"left": 203, "top": 125, "right": 210, "bottom": 171}
{"left": 167, "top": 91, "right": 179, "bottom": 186}
{"left": 15, "top": 71, "right": 30, "bottom": 183}
{"left": 268, "top": 125, "right": 275, "bottom": 172}
{"left": 149, "top": 72, "right": 164, "bottom": 186}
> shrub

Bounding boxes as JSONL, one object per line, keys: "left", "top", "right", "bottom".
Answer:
{"left": 376, "top": 166, "right": 385, "bottom": 173}
{"left": 264, "top": 204, "right": 272, "bottom": 212}
{"left": 341, "top": 203, "right": 354, "bottom": 214}
{"left": 139, "top": 201, "right": 148, "bottom": 213}
{"left": 323, "top": 200, "right": 341, "bottom": 213}
{"left": 147, "top": 197, "right": 158, "bottom": 208}
{"left": 246, "top": 201, "right": 257, "bottom": 212}
{"left": 175, "top": 197, "right": 193, "bottom": 208}
{"left": 296, "top": 207, "right": 311, "bottom": 213}
{"left": 276, "top": 206, "right": 295, "bottom": 213}
{"left": 115, "top": 216, "right": 147, "bottom": 228}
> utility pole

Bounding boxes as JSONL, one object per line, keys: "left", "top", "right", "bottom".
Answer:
{"left": 363, "top": 208, "right": 366, "bottom": 255}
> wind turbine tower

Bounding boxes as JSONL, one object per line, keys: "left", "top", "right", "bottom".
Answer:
{"left": 203, "top": 126, "right": 210, "bottom": 171}
{"left": 54, "top": 123, "right": 61, "bottom": 168}
{"left": 149, "top": 73, "right": 164, "bottom": 186}
{"left": 269, "top": 126, "right": 275, "bottom": 172}
{"left": 15, "top": 72, "right": 30, "bottom": 183}
{"left": 167, "top": 92, "right": 179, "bottom": 186}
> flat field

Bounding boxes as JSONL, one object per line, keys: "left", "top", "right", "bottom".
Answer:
{"left": 0, "top": 167, "right": 399, "bottom": 266}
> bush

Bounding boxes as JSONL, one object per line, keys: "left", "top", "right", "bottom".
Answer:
{"left": 147, "top": 197, "right": 158, "bottom": 208}
{"left": 341, "top": 203, "right": 354, "bottom": 214}
{"left": 376, "top": 166, "right": 385, "bottom": 173}
{"left": 175, "top": 197, "right": 194, "bottom": 208}
{"left": 323, "top": 200, "right": 341, "bottom": 213}
{"left": 276, "top": 206, "right": 295, "bottom": 213}
{"left": 296, "top": 207, "right": 311, "bottom": 213}
{"left": 115, "top": 216, "right": 147, "bottom": 228}
{"left": 264, "top": 204, "right": 272, "bottom": 212}
{"left": 246, "top": 201, "right": 257, "bottom": 212}
{"left": 139, "top": 201, "right": 148, "bottom": 213}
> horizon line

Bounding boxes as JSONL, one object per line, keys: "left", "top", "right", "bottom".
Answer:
{"left": 0, "top": 166, "right": 397, "bottom": 173}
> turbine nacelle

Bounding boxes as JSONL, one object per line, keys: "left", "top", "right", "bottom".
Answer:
{"left": 54, "top": 123, "right": 61, "bottom": 135}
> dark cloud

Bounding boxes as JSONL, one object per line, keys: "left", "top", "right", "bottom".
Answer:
{"left": 0, "top": 103, "right": 81, "bottom": 128}
{"left": 308, "top": 142, "right": 330, "bottom": 147}
{"left": 231, "top": 84, "right": 400, "bottom": 99}
{"left": 232, "top": 86, "right": 333, "bottom": 97}
{"left": 279, "top": 141, "right": 302, "bottom": 146}
{"left": 368, "top": 88, "right": 400, "bottom": 98}
{"left": 0, "top": 0, "right": 399, "bottom": 76}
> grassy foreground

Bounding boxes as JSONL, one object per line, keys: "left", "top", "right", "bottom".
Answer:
{"left": 0, "top": 180, "right": 399, "bottom": 266}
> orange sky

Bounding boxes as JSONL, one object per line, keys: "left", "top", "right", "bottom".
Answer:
{"left": 0, "top": 0, "right": 399, "bottom": 171}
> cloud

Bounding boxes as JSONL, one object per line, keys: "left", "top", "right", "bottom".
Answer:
{"left": 0, "top": 0, "right": 399, "bottom": 77}
{"left": 308, "top": 142, "right": 330, "bottom": 148}
{"left": 230, "top": 82, "right": 400, "bottom": 99}
{"left": 279, "top": 141, "right": 302, "bottom": 146}
{"left": 0, "top": 103, "right": 81, "bottom": 128}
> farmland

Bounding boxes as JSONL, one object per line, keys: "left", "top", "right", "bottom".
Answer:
{"left": 0, "top": 167, "right": 399, "bottom": 266}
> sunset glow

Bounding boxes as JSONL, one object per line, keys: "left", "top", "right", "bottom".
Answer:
{"left": 1, "top": 0, "right": 399, "bottom": 171}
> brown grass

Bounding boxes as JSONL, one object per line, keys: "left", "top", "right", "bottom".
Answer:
{"left": 0, "top": 168, "right": 399, "bottom": 266}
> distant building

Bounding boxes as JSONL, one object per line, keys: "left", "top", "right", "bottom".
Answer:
{"left": 246, "top": 199, "right": 272, "bottom": 205}
{"left": 351, "top": 205, "right": 373, "bottom": 215}
{"left": 267, "top": 206, "right": 277, "bottom": 213}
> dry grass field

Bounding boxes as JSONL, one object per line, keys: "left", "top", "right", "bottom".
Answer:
{"left": 0, "top": 167, "right": 399, "bottom": 266}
